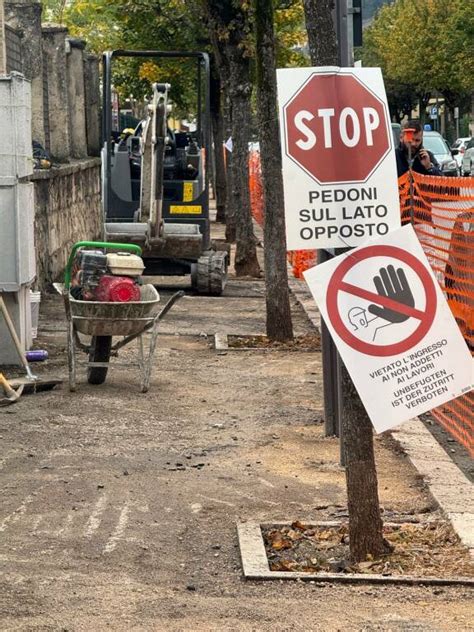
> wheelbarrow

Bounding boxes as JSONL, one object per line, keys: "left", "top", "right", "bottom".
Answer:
{"left": 55, "top": 241, "right": 183, "bottom": 392}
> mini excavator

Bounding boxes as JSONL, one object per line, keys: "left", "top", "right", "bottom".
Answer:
{"left": 101, "top": 50, "right": 227, "bottom": 295}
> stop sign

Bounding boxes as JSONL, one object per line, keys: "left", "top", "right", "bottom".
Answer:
{"left": 283, "top": 73, "right": 391, "bottom": 184}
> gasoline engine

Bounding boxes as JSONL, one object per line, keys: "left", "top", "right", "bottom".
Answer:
{"left": 70, "top": 249, "right": 145, "bottom": 303}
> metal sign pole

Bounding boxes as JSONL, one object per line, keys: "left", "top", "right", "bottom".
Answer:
{"left": 336, "top": 0, "right": 350, "bottom": 66}
{"left": 334, "top": 0, "right": 355, "bottom": 466}
{"left": 319, "top": 248, "right": 340, "bottom": 437}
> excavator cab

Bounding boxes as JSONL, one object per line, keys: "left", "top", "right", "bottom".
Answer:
{"left": 101, "top": 50, "right": 227, "bottom": 295}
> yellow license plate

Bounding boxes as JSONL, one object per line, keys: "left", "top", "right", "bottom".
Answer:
{"left": 169, "top": 205, "right": 202, "bottom": 215}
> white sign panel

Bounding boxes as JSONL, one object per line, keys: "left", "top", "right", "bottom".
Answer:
{"left": 303, "top": 225, "right": 473, "bottom": 432}
{"left": 277, "top": 67, "right": 401, "bottom": 250}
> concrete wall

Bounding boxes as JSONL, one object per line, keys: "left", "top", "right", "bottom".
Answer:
{"left": 84, "top": 53, "right": 101, "bottom": 156}
{"left": 41, "top": 25, "right": 71, "bottom": 161}
{"left": 0, "top": 1, "right": 7, "bottom": 74}
{"left": 4, "top": 2, "right": 101, "bottom": 163}
{"left": 66, "top": 38, "right": 88, "bottom": 159}
{"left": 31, "top": 159, "right": 102, "bottom": 290}
{"left": 4, "top": 0, "right": 44, "bottom": 143}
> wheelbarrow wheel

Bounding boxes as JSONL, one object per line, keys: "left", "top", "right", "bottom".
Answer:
{"left": 87, "top": 335, "right": 112, "bottom": 385}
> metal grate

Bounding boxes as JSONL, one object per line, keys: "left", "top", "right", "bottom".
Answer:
{"left": 5, "top": 25, "right": 22, "bottom": 73}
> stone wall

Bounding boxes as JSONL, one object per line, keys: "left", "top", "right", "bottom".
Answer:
{"left": 31, "top": 159, "right": 102, "bottom": 290}
{"left": 4, "top": 1, "right": 101, "bottom": 160}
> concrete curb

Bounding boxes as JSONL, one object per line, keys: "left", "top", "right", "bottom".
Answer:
{"left": 287, "top": 272, "right": 321, "bottom": 332}
{"left": 214, "top": 333, "right": 228, "bottom": 352}
{"left": 237, "top": 521, "right": 474, "bottom": 584}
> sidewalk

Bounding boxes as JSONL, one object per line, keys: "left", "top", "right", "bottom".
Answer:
{"left": 0, "top": 221, "right": 472, "bottom": 631}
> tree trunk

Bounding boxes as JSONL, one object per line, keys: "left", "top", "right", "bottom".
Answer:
{"left": 442, "top": 91, "right": 458, "bottom": 145}
{"left": 303, "top": 0, "right": 385, "bottom": 562}
{"left": 418, "top": 92, "right": 431, "bottom": 126}
{"left": 255, "top": 0, "right": 293, "bottom": 341}
{"left": 203, "top": 0, "right": 259, "bottom": 272}
{"left": 210, "top": 69, "right": 226, "bottom": 223}
{"left": 224, "top": 88, "right": 236, "bottom": 242}
{"left": 203, "top": 1, "right": 235, "bottom": 240}
{"left": 229, "top": 53, "right": 260, "bottom": 277}
{"left": 303, "top": 0, "right": 338, "bottom": 66}
{"left": 340, "top": 363, "right": 386, "bottom": 562}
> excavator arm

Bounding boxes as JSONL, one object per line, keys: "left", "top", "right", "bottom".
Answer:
{"left": 139, "top": 82, "right": 169, "bottom": 241}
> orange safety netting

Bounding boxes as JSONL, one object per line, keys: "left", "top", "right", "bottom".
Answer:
{"left": 399, "top": 172, "right": 474, "bottom": 456}
{"left": 249, "top": 152, "right": 264, "bottom": 227}
{"left": 287, "top": 250, "right": 317, "bottom": 278}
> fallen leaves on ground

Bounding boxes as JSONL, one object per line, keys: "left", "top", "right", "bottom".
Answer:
{"left": 228, "top": 334, "right": 321, "bottom": 351}
{"left": 262, "top": 521, "right": 474, "bottom": 578}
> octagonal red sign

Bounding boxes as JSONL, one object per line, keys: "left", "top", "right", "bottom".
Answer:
{"left": 283, "top": 73, "right": 391, "bottom": 184}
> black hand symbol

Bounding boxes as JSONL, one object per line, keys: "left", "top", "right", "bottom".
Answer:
{"left": 368, "top": 265, "right": 414, "bottom": 324}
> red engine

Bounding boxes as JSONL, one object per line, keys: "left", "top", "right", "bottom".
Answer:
{"left": 94, "top": 275, "right": 141, "bottom": 303}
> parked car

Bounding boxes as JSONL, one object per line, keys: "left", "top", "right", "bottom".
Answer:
{"left": 450, "top": 137, "right": 471, "bottom": 171}
{"left": 391, "top": 123, "right": 401, "bottom": 147}
{"left": 422, "top": 131, "right": 458, "bottom": 176}
{"left": 460, "top": 137, "right": 474, "bottom": 176}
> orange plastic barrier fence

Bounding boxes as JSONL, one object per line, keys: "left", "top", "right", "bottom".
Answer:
{"left": 249, "top": 152, "right": 264, "bottom": 227}
{"left": 287, "top": 250, "right": 317, "bottom": 278}
{"left": 399, "top": 172, "right": 474, "bottom": 456}
{"left": 249, "top": 151, "right": 474, "bottom": 453}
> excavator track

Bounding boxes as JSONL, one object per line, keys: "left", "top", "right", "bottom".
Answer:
{"left": 193, "top": 251, "right": 228, "bottom": 296}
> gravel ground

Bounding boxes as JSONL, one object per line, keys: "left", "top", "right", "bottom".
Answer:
{"left": 0, "top": 241, "right": 472, "bottom": 631}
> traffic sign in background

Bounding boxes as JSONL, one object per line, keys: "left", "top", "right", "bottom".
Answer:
{"left": 303, "top": 225, "right": 473, "bottom": 432}
{"left": 277, "top": 67, "right": 401, "bottom": 251}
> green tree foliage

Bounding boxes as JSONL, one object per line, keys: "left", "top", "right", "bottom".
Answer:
{"left": 42, "top": 0, "right": 309, "bottom": 119}
{"left": 274, "top": 0, "right": 307, "bottom": 67}
{"left": 40, "top": 0, "right": 206, "bottom": 115}
{"left": 361, "top": 0, "right": 473, "bottom": 118}
{"left": 41, "top": 0, "right": 68, "bottom": 23}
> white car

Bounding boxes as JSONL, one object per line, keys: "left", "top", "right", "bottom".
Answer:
{"left": 422, "top": 131, "right": 458, "bottom": 176}
{"left": 451, "top": 137, "right": 471, "bottom": 171}
{"left": 460, "top": 137, "right": 474, "bottom": 176}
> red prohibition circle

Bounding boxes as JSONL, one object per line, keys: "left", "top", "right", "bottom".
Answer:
{"left": 326, "top": 245, "right": 437, "bottom": 357}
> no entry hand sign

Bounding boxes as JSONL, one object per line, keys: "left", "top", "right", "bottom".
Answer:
{"left": 277, "top": 67, "right": 401, "bottom": 250}
{"left": 326, "top": 245, "right": 437, "bottom": 357}
{"left": 303, "top": 225, "right": 473, "bottom": 432}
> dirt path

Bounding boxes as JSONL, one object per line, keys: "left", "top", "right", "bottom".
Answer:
{"left": 0, "top": 250, "right": 472, "bottom": 631}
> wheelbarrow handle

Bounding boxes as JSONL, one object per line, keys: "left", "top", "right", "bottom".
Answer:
{"left": 64, "top": 241, "right": 143, "bottom": 289}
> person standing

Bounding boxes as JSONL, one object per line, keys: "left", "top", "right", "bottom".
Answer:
{"left": 395, "top": 120, "right": 442, "bottom": 177}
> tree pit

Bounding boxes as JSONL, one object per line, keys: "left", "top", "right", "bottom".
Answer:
{"left": 228, "top": 333, "right": 321, "bottom": 351}
{"left": 262, "top": 520, "right": 474, "bottom": 579}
